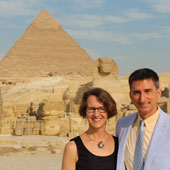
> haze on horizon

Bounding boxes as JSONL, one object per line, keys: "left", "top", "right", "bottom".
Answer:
{"left": 0, "top": 0, "right": 170, "bottom": 76}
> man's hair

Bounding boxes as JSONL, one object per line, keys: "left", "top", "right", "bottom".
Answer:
{"left": 79, "top": 87, "right": 117, "bottom": 119}
{"left": 129, "top": 68, "right": 159, "bottom": 89}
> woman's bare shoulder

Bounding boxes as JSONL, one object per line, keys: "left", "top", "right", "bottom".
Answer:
{"left": 64, "top": 140, "right": 77, "bottom": 153}
{"left": 62, "top": 140, "right": 78, "bottom": 170}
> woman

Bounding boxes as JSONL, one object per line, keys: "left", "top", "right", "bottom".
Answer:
{"left": 62, "top": 87, "right": 118, "bottom": 170}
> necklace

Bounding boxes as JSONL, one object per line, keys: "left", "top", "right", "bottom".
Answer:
{"left": 86, "top": 132, "right": 105, "bottom": 149}
{"left": 98, "top": 141, "right": 104, "bottom": 149}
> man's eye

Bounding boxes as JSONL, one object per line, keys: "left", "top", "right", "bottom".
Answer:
{"left": 145, "top": 89, "right": 152, "bottom": 93}
{"left": 133, "top": 91, "right": 140, "bottom": 95}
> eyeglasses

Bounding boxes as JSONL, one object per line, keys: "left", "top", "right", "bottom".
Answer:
{"left": 86, "top": 107, "right": 106, "bottom": 113}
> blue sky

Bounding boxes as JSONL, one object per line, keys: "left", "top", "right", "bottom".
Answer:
{"left": 0, "top": 0, "right": 170, "bottom": 76}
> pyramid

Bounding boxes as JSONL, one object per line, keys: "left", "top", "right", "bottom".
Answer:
{"left": 0, "top": 9, "right": 94, "bottom": 78}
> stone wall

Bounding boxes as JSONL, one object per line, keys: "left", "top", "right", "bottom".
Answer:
{"left": 1, "top": 62, "right": 170, "bottom": 137}
{"left": 1, "top": 90, "right": 170, "bottom": 137}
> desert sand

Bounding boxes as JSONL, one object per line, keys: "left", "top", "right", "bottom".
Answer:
{"left": 0, "top": 154, "right": 63, "bottom": 170}
{"left": 0, "top": 9, "right": 170, "bottom": 170}
{"left": 0, "top": 136, "right": 67, "bottom": 170}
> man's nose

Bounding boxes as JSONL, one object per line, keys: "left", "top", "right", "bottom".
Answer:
{"left": 140, "top": 92, "right": 146, "bottom": 102}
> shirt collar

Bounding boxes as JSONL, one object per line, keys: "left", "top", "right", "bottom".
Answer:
{"left": 144, "top": 107, "right": 160, "bottom": 128}
{"left": 134, "top": 107, "right": 160, "bottom": 128}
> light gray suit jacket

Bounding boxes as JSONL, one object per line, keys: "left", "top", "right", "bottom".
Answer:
{"left": 116, "top": 109, "right": 170, "bottom": 170}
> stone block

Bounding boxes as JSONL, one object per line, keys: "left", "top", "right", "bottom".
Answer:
{"left": 163, "top": 87, "right": 170, "bottom": 98}
{"left": 0, "top": 127, "right": 13, "bottom": 135}
{"left": 25, "top": 122, "right": 35, "bottom": 129}
{"left": 24, "top": 128, "right": 33, "bottom": 135}
{"left": 128, "top": 104, "right": 137, "bottom": 110}
{"left": 16, "top": 118, "right": 26, "bottom": 127}
{"left": 69, "top": 132, "right": 79, "bottom": 138}
{"left": 42, "top": 119, "right": 60, "bottom": 136}
{"left": 15, "top": 127, "right": 24, "bottom": 136}
{"left": 59, "top": 117, "right": 70, "bottom": 137}
{"left": 70, "top": 117, "right": 88, "bottom": 133}
{"left": 34, "top": 121, "right": 41, "bottom": 129}
{"left": 70, "top": 104, "right": 79, "bottom": 117}
{"left": 15, "top": 104, "right": 30, "bottom": 116}
{"left": 39, "top": 129, "right": 44, "bottom": 135}
{"left": 27, "top": 116, "right": 36, "bottom": 122}
{"left": 49, "top": 89, "right": 66, "bottom": 101}
{"left": 44, "top": 110, "right": 65, "bottom": 118}
{"left": 0, "top": 114, "right": 3, "bottom": 120}
{"left": 32, "top": 128, "right": 40, "bottom": 135}
{"left": 43, "top": 101, "right": 66, "bottom": 112}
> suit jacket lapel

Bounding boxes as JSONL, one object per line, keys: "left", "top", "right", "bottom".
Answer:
{"left": 118, "top": 113, "right": 138, "bottom": 170}
{"left": 118, "top": 127, "right": 131, "bottom": 170}
{"left": 144, "top": 111, "right": 165, "bottom": 170}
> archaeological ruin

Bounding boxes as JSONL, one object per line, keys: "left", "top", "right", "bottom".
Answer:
{"left": 0, "top": 9, "right": 94, "bottom": 78}
{"left": 0, "top": 9, "right": 170, "bottom": 137}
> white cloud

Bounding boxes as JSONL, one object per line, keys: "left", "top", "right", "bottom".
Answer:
{"left": 72, "top": 0, "right": 105, "bottom": 8}
{"left": 61, "top": 9, "right": 154, "bottom": 29}
{"left": 161, "top": 26, "right": 170, "bottom": 33}
{"left": 85, "top": 49, "right": 102, "bottom": 60}
{"left": 61, "top": 14, "right": 129, "bottom": 28}
{"left": 124, "top": 8, "right": 155, "bottom": 20}
{"left": 63, "top": 19, "right": 102, "bottom": 28}
{"left": 114, "top": 55, "right": 128, "bottom": 60}
{"left": 146, "top": 0, "right": 170, "bottom": 13}
{"left": 67, "top": 29, "right": 132, "bottom": 44}
{"left": 110, "top": 35, "right": 132, "bottom": 45}
{"left": 0, "top": 0, "right": 43, "bottom": 16}
{"left": 67, "top": 29, "right": 167, "bottom": 45}
{"left": 132, "top": 32, "right": 163, "bottom": 40}
{"left": 105, "top": 16, "right": 129, "bottom": 23}
{"left": 61, "top": 15, "right": 103, "bottom": 28}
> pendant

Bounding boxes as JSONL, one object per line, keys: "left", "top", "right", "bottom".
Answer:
{"left": 98, "top": 141, "right": 104, "bottom": 149}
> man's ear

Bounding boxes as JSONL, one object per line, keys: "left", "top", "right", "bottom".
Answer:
{"left": 129, "top": 91, "right": 133, "bottom": 104}
{"left": 157, "top": 88, "right": 162, "bottom": 98}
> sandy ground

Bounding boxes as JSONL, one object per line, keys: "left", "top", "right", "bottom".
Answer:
{"left": 0, "top": 136, "right": 68, "bottom": 170}
{"left": 0, "top": 153, "right": 63, "bottom": 170}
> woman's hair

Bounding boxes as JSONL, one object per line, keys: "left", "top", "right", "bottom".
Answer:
{"left": 79, "top": 87, "right": 117, "bottom": 119}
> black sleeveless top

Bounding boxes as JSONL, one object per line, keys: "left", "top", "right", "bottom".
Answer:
{"left": 70, "top": 136, "right": 118, "bottom": 170}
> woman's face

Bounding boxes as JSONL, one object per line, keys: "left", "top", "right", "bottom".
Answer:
{"left": 86, "top": 95, "right": 108, "bottom": 130}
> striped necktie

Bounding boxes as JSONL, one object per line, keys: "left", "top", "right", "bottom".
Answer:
{"left": 134, "top": 120, "right": 144, "bottom": 170}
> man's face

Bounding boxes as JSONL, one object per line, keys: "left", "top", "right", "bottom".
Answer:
{"left": 130, "top": 78, "right": 161, "bottom": 119}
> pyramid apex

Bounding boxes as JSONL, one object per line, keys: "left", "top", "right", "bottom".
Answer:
{"left": 27, "top": 9, "right": 61, "bottom": 31}
{"left": 0, "top": 9, "right": 94, "bottom": 78}
{"left": 39, "top": 9, "right": 51, "bottom": 16}
{"left": 40, "top": 9, "right": 48, "bottom": 13}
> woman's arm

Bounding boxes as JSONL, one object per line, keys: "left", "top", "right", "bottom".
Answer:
{"left": 61, "top": 141, "right": 78, "bottom": 170}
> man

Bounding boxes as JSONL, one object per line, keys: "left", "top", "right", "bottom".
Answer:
{"left": 116, "top": 68, "right": 170, "bottom": 170}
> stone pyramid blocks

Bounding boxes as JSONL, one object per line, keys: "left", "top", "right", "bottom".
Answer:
{"left": 0, "top": 9, "right": 94, "bottom": 78}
